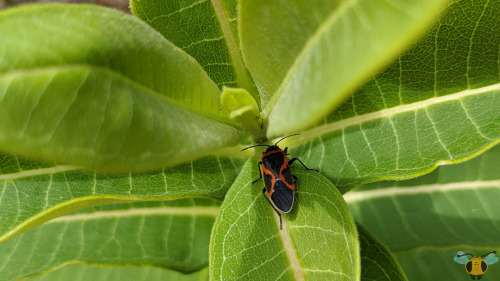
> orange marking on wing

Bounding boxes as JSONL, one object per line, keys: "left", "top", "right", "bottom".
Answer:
{"left": 279, "top": 159, "right": 295, "bottom": 190}
{"left": 263, "top": 168, "right": 276, "bottom": 196}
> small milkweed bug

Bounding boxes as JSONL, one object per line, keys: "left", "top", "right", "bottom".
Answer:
{"left": 241, "top": 134, "right": 317, "bottom": 230}
{"left": 454, "top": 251, "right": 499, "bottom": 280}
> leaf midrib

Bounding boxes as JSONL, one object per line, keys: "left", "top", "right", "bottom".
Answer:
{"left": 280, "top": 221, "right": 305, "bottom": 280}
{"left": 50, "top": 205, "right": 220, "bottom": 223}
{"left": 0, "top": 64, "right": 237, "bottom": 127}
{"left": 0, "top": 165, "right": 79, "bottom": 180}
{"left": 1, "top": 194, "right": 219, "bottom": 244}
{"left": 344, "top": 179, "right": 500, "bottom": 203}
{"left": 297, "top": 83, "right": 500, "bottom": 145}
{"left": 211, "top": 0, "right": 253, "bottom": 92}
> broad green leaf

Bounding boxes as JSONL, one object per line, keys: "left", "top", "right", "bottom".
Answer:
{"left": 31, "top": 264, "right": 209, "bottom": 281}
{"left": 345, "top": 144, "right": 500, "bottom": 279}
{"left": 0, "top": 4, "right": 242, "bottom": 171}
{"left": 357, "top": 224, "right": 407, "bottom": 281}
{"left": 290, "top": 0, "right": 500, "bottom": 193}
{"left": 130, "top": 0, "right": 257, "bottom": 99}
{"left": 0, "top": 152, "right": 244, "bottom": 244}
{"left": 0, "top": 199, "right": 217, "bottom": 281}
{"left": 240, "top": 0, "right": 448, "bottom": 137}
{"left": 210, "top": 159, "right": 359, "bottom": 280}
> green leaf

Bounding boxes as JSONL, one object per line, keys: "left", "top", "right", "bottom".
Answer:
{"left": 240, "top": 0, "right": 449, "bottom": 137}
{"left": 0, "top": 4, "right": 242, "bottom": 171}
{"left": 30, "top": 264, "right": 209, "bottom": 281}
{"left": 0, "top": 199, "right": 217, "bottom": 280}
{"left": 210, "top": 159, "right": 359, "bottom": 280}
{"left": 130, "top": 0, "right": 257, "bottom": 98}
{"left": 0, "top": 153, "right": 244, "bottom": 244}
{"left": 289, "top": 0, "right": 500, "bottom": 193}
{"left": 345, "top": 144, "right": 500, "bottom": 280}
{"left": 357, "top": 224, "right": 407, "bottom": 281}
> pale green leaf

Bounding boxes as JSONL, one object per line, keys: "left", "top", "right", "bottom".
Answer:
{"left": 358, "top": 224, "right": 407, "bottom": 281}
{"left": 345, "top": 144, "right": 500, "bottom": 280}
{"left": 210, "top": 159, "right": 359, "bottom": 280}
{"left": 0, "top": 199, "right": 217, "bottom": 281}
{"left": 31, "top": 265, "right": 208, "bottom": 281}
{"left": 289, "top": 0, "right": 500, "bottom": 193}
{"left": 130, "top": 0, "right": 257, "bottom": 99}
{"left": 0, "top": 153, "right": 244, "bottom": 244}
{"left": 240, "top": 0, "right": 448, "bottom": 137}
{"left": 221, "top": 87, "right": 264, "bottom": 139}
{"left": 0, "top": 4, "right": 242, "bottom": 171}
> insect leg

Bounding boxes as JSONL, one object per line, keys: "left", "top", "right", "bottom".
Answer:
{"left": 262, "top": 188, "right": 283, "bottom": 230}
{"left": 288, "top": 158, "right": 318, "bottom": 172}
{"left": 252, "top": 161, "right": 263, "bottom": 183}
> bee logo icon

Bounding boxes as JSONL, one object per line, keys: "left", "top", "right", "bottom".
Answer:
{"left": 454, "top": 251, "right": 498, "bottom": 280}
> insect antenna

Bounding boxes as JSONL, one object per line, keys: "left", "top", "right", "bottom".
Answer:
{"left": 482, "top": 251, "right": 497, "bottom": 257}
{"left": 241, "top": 144, "right": 269, "bottom": 151}
{"left": 241, "top": 133, "right": 301, "bottom": 152}
{"left": 457, "top": 253, "right": 474, "bottom": 258}
{"left": 274, "top": 133, "right": 300, "bottom": 146}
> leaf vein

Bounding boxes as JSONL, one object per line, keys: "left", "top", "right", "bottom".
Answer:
{"left": 298, "top": 83, "right": 500, "bottom": 145}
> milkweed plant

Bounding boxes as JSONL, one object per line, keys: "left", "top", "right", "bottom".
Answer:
{"left": 0, "top": 0, "right": 499, "bottom": 280}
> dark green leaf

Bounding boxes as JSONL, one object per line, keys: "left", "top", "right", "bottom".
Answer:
{"left": 131, "top": 0, "right": 257, "bottom": 99}
{"left": 291, "top": 0, "right": 500, "bottom": 193}
{"left": 396, "top": 248, "right": 500, "bottom": 280}
{"left": 346, "top": 144, "right": 500, "bottom": 280}
{"left": 0, "top": 153, "right": 244, "bottom": 244}
{"left": 358, "top": 224, "right": 407, "bottom": 281}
